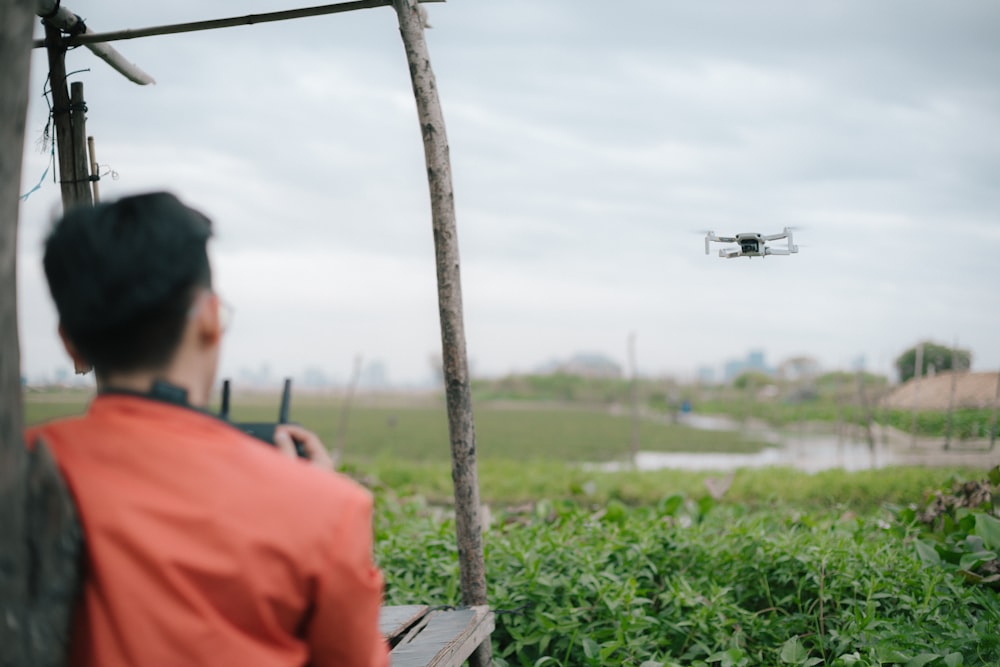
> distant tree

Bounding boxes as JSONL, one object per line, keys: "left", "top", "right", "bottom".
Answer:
{"left": 732, "top": 371, "right": 772, "bottom": 391}
{"left": 895, "top": 341, "right": 972, "bottom": 383}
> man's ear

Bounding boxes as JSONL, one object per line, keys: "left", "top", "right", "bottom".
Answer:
{"left": 58, "top": 324, "right": 93, "bottom": 375}
{"left": 192, "top": 292, "right": 223, "bottom": 346}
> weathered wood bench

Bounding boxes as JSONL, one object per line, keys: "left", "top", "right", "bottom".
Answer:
{"left": 380, "top": 605, "right": 494, "bottom": 667}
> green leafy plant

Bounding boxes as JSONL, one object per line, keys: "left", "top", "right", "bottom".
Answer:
{"left": 899, "top": 467, "right": 1000, "bottom": 589}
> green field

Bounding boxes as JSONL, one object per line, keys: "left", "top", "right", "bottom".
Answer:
{"left": 22, "top": 389, "right": 1000, "bottom": 665}
{"left": 25, "top": 390, "right": 772, "bottom": 463}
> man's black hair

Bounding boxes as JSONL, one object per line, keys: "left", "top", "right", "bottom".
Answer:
{"left": 43, "top": 192, "right": 214, "bottom": 377}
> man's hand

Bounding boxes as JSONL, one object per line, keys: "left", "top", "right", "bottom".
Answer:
{"left": 274, "top": 424, "right": 335, "bottom": 472}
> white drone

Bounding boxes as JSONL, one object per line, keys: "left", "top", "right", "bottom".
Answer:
{"left": 704, "top": 227, "right": 799, "bottom": 259}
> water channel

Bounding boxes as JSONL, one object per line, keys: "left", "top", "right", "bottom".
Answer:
{"left": 598, "top": 413, "right": 894, "bottom": 473}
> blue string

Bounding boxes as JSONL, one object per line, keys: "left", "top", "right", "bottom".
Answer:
{"left": 20, "top": 139, "right": 56, "bottom": 202}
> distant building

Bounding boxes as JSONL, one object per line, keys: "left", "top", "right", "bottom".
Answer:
{"left": 723, "top": 349, "right": 774, "bottom": 382}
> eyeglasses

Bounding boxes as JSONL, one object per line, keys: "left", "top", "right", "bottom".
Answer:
{"left": 189, "top": 290, "right": 234, "bottom": 334}
{"left": 217, "top": 296, "right": 234, "bottom": 334}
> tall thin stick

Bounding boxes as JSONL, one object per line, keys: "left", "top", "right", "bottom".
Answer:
{"left": 69, "top": 82, "right": 94, "bottom": 207}
{"left": 334, "top": 354, "right": 363, "bottom": 465}
{"left": 989, "top": 370, "right": 999, "bottom": 452}
{"left": 944, "top": 338, "right": 959, "bottom": 451}
{"left": 909, "top": 343, "right": 923, "bottom": 448}
{"left": 87, "top": 136, "right": 101, "bottom": 202}
{"left": 628, "top": 332, "right": 639, "bottom": 466}
{"left": 392, "top": 2, "right": 491, "bottom": 664}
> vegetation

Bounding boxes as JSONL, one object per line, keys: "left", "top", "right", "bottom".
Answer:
{"left": 24, "top": 392, "right": 772, "bottom": 463}
{"left": 22, "top": 389, "right": 1000, "bottom": 665}
{"left": 378, "top": 485, "right": 1000, "bottom": 666}
{"left": 895, "top": 342, "right": 972, "bottom": 383}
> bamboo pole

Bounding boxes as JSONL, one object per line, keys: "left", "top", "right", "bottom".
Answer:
{"left": 87, "top": 135, "right": 101, "bottom": 202}
{"left": 334, "top": 354, "right": 363, "bottom": 465}
{"left": 44, "top": 24, "right": 79, "bottom": 209}
{"left": 391, "top": 1, "right": 491, "bottom": 664}
{"left": 944, "top": 339, "right": 959, "bottom": 451}
{"left": 36, "top": 0, "right": 155, "bottom": 85}
{"left": 628, "top": 332, "right": 639, "bottom": 466}
{"left": 69, "top": 82, "right": 93, "bottom": 208}
{"left": 2, "top": 1, "right": 83, "bottom": 664}
{"left": 989, "top": 370, "right": 999, "bottom": 452}
{"left": 909, "top": 342, "right": 923, "bottom": 448}
{"left": 33, "top": 0, "right": 446, "bottom": 49}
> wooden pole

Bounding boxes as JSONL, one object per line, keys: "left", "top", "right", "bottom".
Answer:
{"left": 391, "top": 1, "right": 491, "bottom": 665}
{"left": 69, "top": 82, "right": 93, "bottom": 208}
{"left": 87, "top": 135, "right": 101, "bottom": 202}
{"left": 44, "top": 23, "right": 79, "bottom": 210}
{"left": 909, "top": 342, "right": 923, "bottom": 449}
{"left": 33, "top": 0, "right": 446, "bottom": 49}
{"left": 628, "top": 332, "right": 639, "bottom": 466}
{"left": 989, "top": 370, "right": 999, "bottom": 452}
{"left": 1, "top": 2, "right": 84, "bottom": 665}
{"left": 334, "top": 354, "right": 363, "bottom": 465}
{"left": 855, "top": 371, "right": 876, "bottom": 467}
{"left": 944, "top": 339, "right": 959, "bottom": 451}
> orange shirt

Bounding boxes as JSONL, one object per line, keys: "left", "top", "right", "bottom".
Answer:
{"left": 25, "top": 393, "right": 389, "bottom": 667}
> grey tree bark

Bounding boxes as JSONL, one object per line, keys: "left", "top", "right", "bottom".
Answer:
{"left": 1, "top": 3, "right": 84, "bottom": 665}
{"left": 391, "top": 1, "right": 491, "bottom": 664}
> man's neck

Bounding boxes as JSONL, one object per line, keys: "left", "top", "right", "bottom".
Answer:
{"left": 100, "top": 369, "right": 210, "bottom": 407}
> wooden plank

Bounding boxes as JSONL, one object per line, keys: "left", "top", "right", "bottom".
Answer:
{"left": 390, "top": 606, "right": 494, "bottom": 667}
{"left": 379, "top": 604, "right": 429, "bottom": 644}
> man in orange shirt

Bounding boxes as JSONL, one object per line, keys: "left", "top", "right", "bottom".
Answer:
{"left": 25, "top": 192, "right": 389, "bottom": 667}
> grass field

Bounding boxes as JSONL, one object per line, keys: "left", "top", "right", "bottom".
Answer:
{"left": 25, "top": 389, "right": 991, "bottom": 509}
{"left": 22, "top": 388, "right": 1000, "bottom": 665}
{"left": 24, "top": 390, "right": 772, "bottom": 463}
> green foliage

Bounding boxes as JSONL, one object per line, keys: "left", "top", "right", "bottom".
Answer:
{"left": 472, "top": 373, "right": 633, "bottom": 405}
{"left": 895, "top": 342, "right": 972, "bottom": 383}
{"left": 732, "top": 371, "right": 774, "bottom": 391}
{"left": 367, "top": 460, "right": 984, "bottom": 514}
{"left": 377, "top": 496, "right": 1000, "bottom": 666}
{"left": 881, "top": 409, "right": 997, "bottom": 440}
{"left": 895, "top": 467, "right": 1000, "bottom": 590}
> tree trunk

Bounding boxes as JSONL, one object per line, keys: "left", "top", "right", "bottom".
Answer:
{"left": 1, "top": 4, "right": 84, "bottom": 665}
{"left": 391, "top": 2, "right": 491, "bottom": 665}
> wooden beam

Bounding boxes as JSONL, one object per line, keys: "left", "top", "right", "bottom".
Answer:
{"left": 33, "top": 0, "right": 446, "bottom": 49}
{"left": 37, "top": 1, "right": 155, "bottom": 85}
{"left": 1, "top": 1, "right": 84, "bottom": 665}
{"left": 391, "top": 2, "right": 492, "bottom": 665}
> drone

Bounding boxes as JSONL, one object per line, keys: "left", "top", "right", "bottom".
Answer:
{"left": 704, "top": 227, "right": 799, "bottom": 259}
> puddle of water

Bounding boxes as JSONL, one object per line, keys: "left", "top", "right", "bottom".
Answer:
{"left": 594, "top": 413, "right": 890, "bottom": 473}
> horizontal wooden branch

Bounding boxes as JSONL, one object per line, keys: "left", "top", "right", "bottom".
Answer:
{"left": 33, "top": 0, "right": 445, "bottom": 48}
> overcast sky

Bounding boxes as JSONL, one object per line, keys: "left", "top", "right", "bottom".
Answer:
{"left": 16, "top": 0, "right": 1000, "bottom": 386}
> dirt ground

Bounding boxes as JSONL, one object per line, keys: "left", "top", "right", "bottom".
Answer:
{"left": 881, "top": 371, "right": 1000, "bottom": 411}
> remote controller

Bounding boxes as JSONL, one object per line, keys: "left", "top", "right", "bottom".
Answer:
{"left": 220, "top": 378, "right": 309, "bottom": 459}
